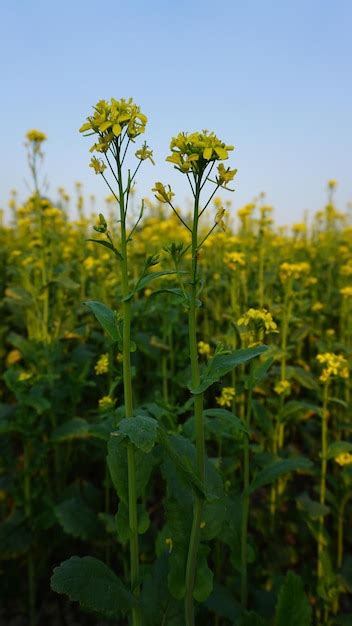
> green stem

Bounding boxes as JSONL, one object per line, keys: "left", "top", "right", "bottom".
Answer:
{"left": 24, "top": 442, "right": 36, "bottom": 626}
{"left": 184, "top": 177, "right": 205, "bottom": 626}
{"left": 317, "top": 383, "right": 329, "bottom": 582}
{"left": 116, "top": 149, "right": 141, "bottom": 626}
{"left": 337, "top": 492, "right": 350, "bottom": 570}
{"left": 241, "top": 383, "right": 253, "bottom": 609}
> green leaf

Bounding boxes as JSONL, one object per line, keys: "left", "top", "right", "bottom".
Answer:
{"left": 86, "top": 239, "right": 123, "bottom": 259}
{"left": 194, "top": 554, "right": 213, "bottom": 602}
{"left": 249, "top": 457, "right": 313, "bottom": 494}
{"left": 107, "top": 434, "right": 155, "bottom": 504}
{"left": 205, "top": 583, "right": 241, "bottom": 621}
{"left": 240, "top": 612, "right": 269, "bottom": 626}
{"left": 0, "top": 404, "right": 18, "bottom": 434}
{"left": 51, "top": 556, "right": 135, "bottom": 616}
{"left": 0, "top": 511, "right": 32, "bottom": 560}
{"left": 141, "top": 554, "right": 184, "bottom": 626}
{"left": 52, "top": 275, "right": 80, "bottom": 290}
{"left": 84, "top": 300, "right": 119, "bottom": 342}
{"left": 296, "top": 492, "right": 330, "bottom": 519}
{"left": 327, "top": 441, "right": 352, "bottom": 460}
{"left": 247, "top": 357, "right": 274, "bottom": 389}
{"left": 190, "top": 346, "right": 268, "bottom": 394}
{"left": 54, "top": 497, "right": 101, "bottom": 540}
{"left": 125, "top": 271, "right": 183, "bottom": 301}
{"left": 203, "top": 408, "right": 248, "bottom": 436}
{"left": 116, "top": 415, "right": 159, "bottom": 453}
{"left": 51, "top": 418, "right": 91, "bottom": 442}
{"left": 278, "top": 400, "right": 322, "bottom": 422}
{"left": 286, "top": 366, "right": 319, "bottom": 391}
{"left": 158, "top": 431, "right": 206, "bottom": 499}
{"left": 275, "top": 570, "right": 312, "bottom": 626}
{"left": 51, "top": 417, "right": 113, "bottom": 442}
{"left": 5, "top": 286, "right": 33, "bottom": 306}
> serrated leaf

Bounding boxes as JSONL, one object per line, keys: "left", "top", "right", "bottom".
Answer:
{"left": 249, "top": 457, "right": 313, "bottom": 494}
{"left": 190, "top": 346, "right": 268, "bottom": 394}
{"left": 275, "top": 571, "right": 312, "bottom": 626}
{"left": 51, "top": 556, "right": 135, "bottom": 616}
{"left": 54, "top": 497, "right": 101, "bottom": 540}
{"left": 84, "top": 300, "right": 119, "bottom": 342}
{"left": 115, "top": 415, "right": 158, "bottom": 453}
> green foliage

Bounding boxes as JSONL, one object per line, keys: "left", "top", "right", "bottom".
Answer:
{"left": 249, "top": 457, "right": 313, "bottom": 493}
{"left": 51, "top": 556, "right": 136, "bottom": 617}
{"left": 274, "top": 571, "right": 312, "bottom": 626}
{"left": 84, "top": 300, "right": 120, "bottom": 342}
{"left": 190, "top": 345, "right": 268, "bottom": 394}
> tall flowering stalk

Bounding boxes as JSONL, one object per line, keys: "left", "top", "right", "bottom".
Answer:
{"left": 316, "top": 352, "right": 349, "bottom": 620}
{"left": 154, "top": 131, "right": 237, "bottom": 626}
{"left": 79, "top": 98, "right": 153, "bottom": 626}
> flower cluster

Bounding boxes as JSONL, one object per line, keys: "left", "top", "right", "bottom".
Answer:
{"left": 274, "top": 379, "right": 291, "bottom": 395}
{"left": 79, "top": 98, "right": 148, "bottom": 153}
{"left": 98, "top": 395, "right": 115, "bottom": 410}
{"left": 166, "top": 130, "right": 234, "bottom": 176}
{"left": 95, "top": 353, "right": 109, "bottom": 375}
{"left": 152, "top": 182, "right": 175, "bottom": 204}
{"left": 316, "top": 353, "right": 349, "bottom": 383}
{"left": 279, "top": 262, "right": 311, "bottom": 281}
{"left": 238, "top": 308, "right": 278, "bottom": 332}
{"left": 237, "top": 308, "right": 278, "bottom": 347}
{"left": 216, "top": 386, "right": 236, "bottom": 407}
{"left": 224, "top": 251, "right": 245, "bottom": 270}
{"left": 340, "top": 286, "right": 352, "bottom": 298}
{"left": 26, "top": 129, "right": 47, "bottom": 143}
{"left": 335, "top": 452, "right": 352, "bottom": 466}
{"left": 198, "top": 341, "right": 211, "bottom": 357}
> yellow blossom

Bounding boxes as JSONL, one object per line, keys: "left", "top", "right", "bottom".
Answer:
{"left": 274, "top": 380, "right": 291, "bottom": 395}
{"left": 198, "top": 341, "right": 211, "bottom": 357}
{"left": 98, "top": 395, "right": 115, "bottom": 410}
{"left": 340, "top": 286, "right": 352, "bottom": 298}
{"left": 335, "top": 452, "right": 352, "bottom": 466}
{"left": 216, "top": 387, "right": 236, "bottom": 407}
{"left": 317, "top": 353, "right": 349, "bottom": 383}
{"left": 95, "top": 353, "right": 109, "bottom": 375}
{"left": 90, "top": 157, "right": 107, "bottom": 175}
{"left": 26, "top": 129, "right": 47, "bottom": 143}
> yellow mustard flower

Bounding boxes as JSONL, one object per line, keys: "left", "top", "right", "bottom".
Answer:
{"left": 216, "top": 387, "right": 236, "bottom": 407}
{"left": 98, "top": 395, "right": 115, "bottom": 410}
{"left": 335, "top": 452, "right": 352, "bottom": 466}
{"left": 80, "top": 98, "right": 147, "bottom": 152}
{"left": 26, "top": 129, "right": 47, "bottom": 143}
{"left": 316, "top": 353, "right": 349, "bottom": 383}
{"left": 166, "top": 130, "right": 234, "bottom": 174}
{"left": 95, "top": 353, "right": 109, "bottom": 375}
{"left": 340, "top": 286, "right": 352, "bottom": 298}
{"left": 274, "top": 380, "right": 291, "bottom": 395}
{"left": 198, "top": 341, "right": 211, "bottom": 357}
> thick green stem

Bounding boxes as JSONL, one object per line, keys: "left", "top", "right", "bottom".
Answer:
{"left": 116, "top": 150, "right": 140, "bottom": 626}
{"left": 184, "top": 177, "right": 205, "bottom": 626}
{"left": 24, "top": 443, "right": 36, "bottom": 626}
{"left": 317, "top": 383, "right": 329, "bottom": 582}
{"left": 241, "top": 385, "right": 252, "bottom": 609}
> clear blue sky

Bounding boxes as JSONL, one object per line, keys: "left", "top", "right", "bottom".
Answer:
{"left": 1, "top": 0, "right": 351, "bottom": 223}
